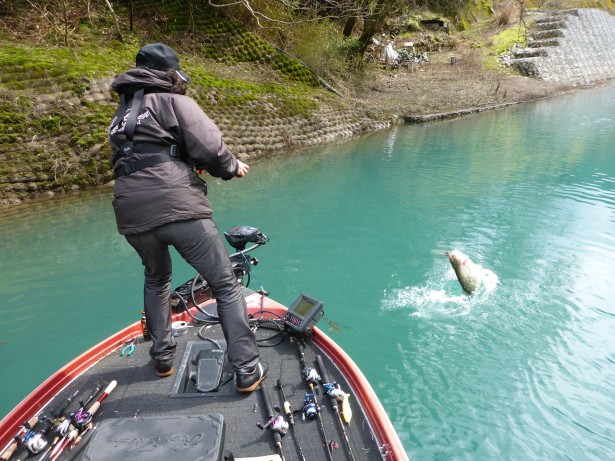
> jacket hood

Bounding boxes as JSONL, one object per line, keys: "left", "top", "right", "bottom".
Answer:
{"left": 111, "top": 67, "right": 173, "bottom": 95}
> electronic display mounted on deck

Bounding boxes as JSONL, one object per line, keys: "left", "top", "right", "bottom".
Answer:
{"left": 282, "top": 293, "right": 324, "bottom": 337}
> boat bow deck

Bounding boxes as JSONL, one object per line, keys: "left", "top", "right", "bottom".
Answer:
{"left": 1, "top": 291, "right": 405, "bottom": 461}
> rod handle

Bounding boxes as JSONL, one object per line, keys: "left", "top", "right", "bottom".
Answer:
{"left": 0, "top": 415, "right": 41, "bottom": 460}
{"left": 0, "top": 442, "right": 18, "bottom": 461}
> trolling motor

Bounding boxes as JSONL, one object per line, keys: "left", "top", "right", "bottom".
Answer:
{"left": 226, "top": 228, "right": 326, "bottom": 339}
{"left": 224, "top": 226, "right": 268, "bottom": 251}
{"left": 171, "top": 225, "right": 326, "bottom": 346}
{"left": 224, "top": 226, "right": 269, "bottom": 287}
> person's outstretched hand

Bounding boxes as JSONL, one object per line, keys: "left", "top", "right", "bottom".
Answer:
{"left": 236, "top": 160, "right": 250, "bottom": 178}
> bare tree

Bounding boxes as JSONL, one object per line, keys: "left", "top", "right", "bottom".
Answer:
{"left": 205, "top": 0, "right": 407, "bottom": 58}
{"left": 207, "top": 0, "right": 369, "bottom": 28}
{"left": 26, "top": 0, "right": 76, "bottom": 45}
{"left": 23, "top": 0, "right": 122, "bottom": 44}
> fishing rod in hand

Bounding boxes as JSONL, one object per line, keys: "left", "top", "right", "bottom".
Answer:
{"left": 316, "top": 355, "right": 356, "bottom": 461}
{"left": 277, "top": 379, "right": 306, "bottom": 461}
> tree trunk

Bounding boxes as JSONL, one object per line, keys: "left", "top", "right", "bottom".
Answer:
{"left": 343, "top": 16, "right": 357, "bottom": 37}
{"left": 356, "top": 0, "right": 387, "bottom": 54}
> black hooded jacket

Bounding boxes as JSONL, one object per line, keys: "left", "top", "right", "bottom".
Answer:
{"left": 108, "top": 67, "right": 239, "bottom": 235}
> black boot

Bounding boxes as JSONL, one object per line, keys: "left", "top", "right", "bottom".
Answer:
{"left": 236, "top": 361, "right": 269, "bottom": 392}
{"left": 154, "top": 358, "right": 174, "bottom": 377}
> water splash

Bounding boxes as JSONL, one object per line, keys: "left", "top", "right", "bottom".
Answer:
{"left": 381, "top": 263, "right": 499, "bottom": 318}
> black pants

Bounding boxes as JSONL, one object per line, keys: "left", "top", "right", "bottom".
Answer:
{"left": 125, "top": 218, "right": 260, "bottom": 373}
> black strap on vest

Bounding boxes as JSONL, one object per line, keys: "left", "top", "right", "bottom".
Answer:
{"left": 115, "top": 148, "right": 179, "bottom": 179}
{"left": 124, "top": 89, "right": 143, "bottom": 141}
{"left": 116, "top": 89, "right": 144, "bottom": 158}
{"left": 113, "top": 90, "right": 181, "bottom": 179}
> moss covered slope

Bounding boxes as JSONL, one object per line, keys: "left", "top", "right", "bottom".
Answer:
{"left": 0, "top": 0, "right": 394, "bottom": 206}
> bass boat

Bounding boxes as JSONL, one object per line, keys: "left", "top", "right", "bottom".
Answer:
{"left": 0, "top": 226, "right": 407, "bottom": 461}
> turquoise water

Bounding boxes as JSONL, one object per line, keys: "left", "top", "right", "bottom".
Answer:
{"left": 2, "top": 84, "right": 615, "bottom": 460}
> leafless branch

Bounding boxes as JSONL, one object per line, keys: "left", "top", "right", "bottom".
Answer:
{"left": 104, "top": 0, "right": 124, "bottom": 39}
{"left": 207, "top": 0, "right": 369, "bottom": 28}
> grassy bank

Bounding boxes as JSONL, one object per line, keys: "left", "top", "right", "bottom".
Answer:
{"left": 0, "top": 0, "right": 395, "bottom": 206}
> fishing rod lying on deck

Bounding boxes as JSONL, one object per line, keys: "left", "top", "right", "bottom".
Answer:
{"left": 9, "top": 380, "right": 117, "bottom": 461}
{"left": 0, "top": 415, "right": 40, "bottom": 461}
{"left": 45, "top": 380, "right": 117, "bottom": 461}
{"left": 1, "top": 387, "right": 82, "bottom": 461}
{"left": 298, "top": 340, "right": 335, "bottom": 461}
{"left": 33, "top": 382, "right": 105, "bottom": 461}
{"left": 316, "top": 355, "right": 356, "bottom": 461}
{"left": 276, "top": 379, "right": 306, "bottom": 461}
{"left": 257, "top": 384, "right": 288, "bottom": 461}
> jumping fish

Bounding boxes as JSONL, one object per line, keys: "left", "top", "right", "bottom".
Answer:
{"left": 446, "top": 250, "right": 484, "bottom": 295}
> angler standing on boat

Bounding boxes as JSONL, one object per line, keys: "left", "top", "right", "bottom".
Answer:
{"left": 107, "top": 43, "right": 268, "bottom": 392}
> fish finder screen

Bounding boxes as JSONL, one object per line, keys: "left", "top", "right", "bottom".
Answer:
{"left": 293, "top": 297, "right": 315, "bottom": 318}
{"left": 284, "top": 293, "right": 324, "bottom": 335}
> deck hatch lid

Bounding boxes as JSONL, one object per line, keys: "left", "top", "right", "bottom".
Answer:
{"left": 81, "top": 413, "right": 225, "bottom": 461}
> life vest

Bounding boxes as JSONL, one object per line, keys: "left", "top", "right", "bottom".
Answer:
{"left": 110, "top": 89, "right": 180, "bottom": 179}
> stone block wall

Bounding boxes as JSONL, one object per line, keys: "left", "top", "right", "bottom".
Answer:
{"left": 80, "top": 80, "right": 395, "bottom": 160}
{"left": 1, "top": 75, "right": 396, "bottom": 207}
{"left": 510, "top": 9, "right": 615, "bottom": 86}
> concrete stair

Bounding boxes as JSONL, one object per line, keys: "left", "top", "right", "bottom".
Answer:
{"left": 506, "top": 8, "right": 615, "bottom": 85}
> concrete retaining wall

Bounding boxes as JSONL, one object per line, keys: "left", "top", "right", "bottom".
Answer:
{"left": 510, "top": 9, "right": 615, "bottom": 86}
{"left": 79, "top": 81, "right": 395, "bottom": 160}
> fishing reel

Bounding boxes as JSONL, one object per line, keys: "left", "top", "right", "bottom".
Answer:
{"left": 19, "top": 417, "right": 54, "bottom": 455}
{"left": 72, "top": 406, "right": 93, "bottom": 429}
{"left": 302, "top": 394, "right": 320, "bottom": 421}
{"left": 257, "top": 414, "right": 289, "bottom": 436}
{"left": 301, "top": 366, "right": 321, "bottom": 384}
{"left": 322, "top": 382, "right": 346, "bottom": 401}
{"left": 23, "top": 430, "right": 49, "bottom": 454}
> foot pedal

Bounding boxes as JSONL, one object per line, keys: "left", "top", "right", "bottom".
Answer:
{"left": 193, "top": 348, "right": 226, "bottom": 392}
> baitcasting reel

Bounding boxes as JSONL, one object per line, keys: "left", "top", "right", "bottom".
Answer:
{"left": 302, "top": 394, "right": 320, "bottom": 421}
